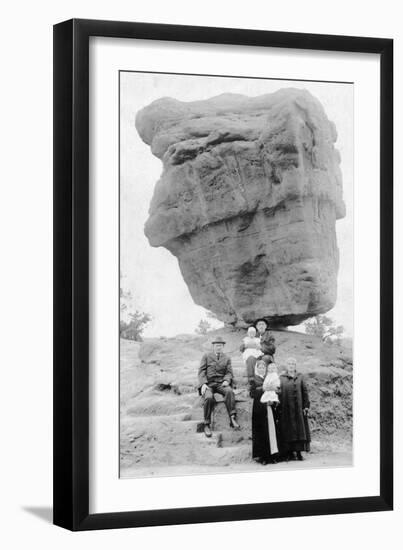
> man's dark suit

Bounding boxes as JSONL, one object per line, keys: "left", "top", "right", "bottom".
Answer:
{"left": 198, "top": 352, "right": 236, "bottom": 425}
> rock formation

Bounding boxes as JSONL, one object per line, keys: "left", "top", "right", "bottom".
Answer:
{"left": 135, "top": 89, "right": 345, "bottom": 327}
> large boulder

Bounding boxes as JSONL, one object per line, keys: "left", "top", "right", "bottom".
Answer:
{"left": 135, "top": 89, "right": 345, "bottom": 327}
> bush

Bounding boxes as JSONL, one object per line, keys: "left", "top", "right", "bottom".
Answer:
{"left": 304, "top": 315, "right": 344, "bottom": 343}
{"left": 195, "top": 319, "right": 212, "bottom": 335}
{"left": 120, "top": 311, "right": 152, "bottom": 341}
{"left": 120, "top": 275, "right": 151, "bottom": 341}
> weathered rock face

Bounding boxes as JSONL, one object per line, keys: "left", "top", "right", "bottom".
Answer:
{"left": 135, "top": 89, "right": 345, "bottom": 327}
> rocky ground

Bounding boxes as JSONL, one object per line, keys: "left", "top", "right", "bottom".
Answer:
{"left": 120, "top": 328, "right": 353, "bottom": 478}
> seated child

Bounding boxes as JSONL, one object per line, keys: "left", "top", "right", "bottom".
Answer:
{"left": 242, "top": 326, "right": 262, "bottom": 363}
{"left": 260, "top": 363, "right": 280, "bottom": 404}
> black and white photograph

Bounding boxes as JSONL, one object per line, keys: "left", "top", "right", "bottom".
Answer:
{"left": 0, "top": 0, "right": 398, "bottom": 542}
{"left": 119, "top": 72, "right": 353, "bottom": 478}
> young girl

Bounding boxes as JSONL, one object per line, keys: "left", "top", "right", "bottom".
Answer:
{"left": 260, "top": 363, "right": 280, "bottom": 404}
{"left": 241, "top": 326, "right": 262, "bottom": 363}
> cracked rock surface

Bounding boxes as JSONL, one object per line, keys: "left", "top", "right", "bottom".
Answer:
{"left": 135, "top": 89, "right": 345, "bottom": 327}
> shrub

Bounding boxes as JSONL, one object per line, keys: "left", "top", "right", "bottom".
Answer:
{"left": 195, "top": 319, "right": 212, "bottom": 335}
{"left": 120, "top": 311, "right": 152, "bottom": 341}
{"left": 304, "top": 315, "right": 344, "bottom": 343}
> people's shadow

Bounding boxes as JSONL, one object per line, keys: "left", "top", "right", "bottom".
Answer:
{"left": 22, "top": 506, "right": 53, "bottom": 523}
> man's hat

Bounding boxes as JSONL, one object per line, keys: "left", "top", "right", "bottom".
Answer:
{"left": 254, "top": 318, "right": 268, "bottom": 328}
{"left": 211, "top": 336, "right": 226, "bottom": 345}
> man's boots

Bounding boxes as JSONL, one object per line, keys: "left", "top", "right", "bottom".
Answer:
{"left": 204, "top": 424, "right": 212, "bottom": 438}
{"left": 230, "top": 415, "right": 240, "bottom": 430}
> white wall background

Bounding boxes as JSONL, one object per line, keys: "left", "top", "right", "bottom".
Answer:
{"left": 0, "top": 0, "right": 400, "bottom": 547}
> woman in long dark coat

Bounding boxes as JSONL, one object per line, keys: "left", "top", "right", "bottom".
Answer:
{"left": 279, "top": 357, "right": 311, "bottom": 461}
{"left": 249, "top": 360, "right": 281, "bottom": 464}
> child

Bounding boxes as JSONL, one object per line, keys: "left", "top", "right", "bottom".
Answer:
{"left": 260, "top": 362, "right": 280, "bottom": 404}
{"left": 242, "top": 326, "right": 262, "bottom": 363}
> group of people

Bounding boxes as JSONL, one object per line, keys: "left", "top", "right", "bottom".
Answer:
{"left": 198, "top": 319, "right": 311, "bottom": 464}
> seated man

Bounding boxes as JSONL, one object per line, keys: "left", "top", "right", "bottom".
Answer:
{"left": 198, "top": 336, "right": 240, "bottom": 438}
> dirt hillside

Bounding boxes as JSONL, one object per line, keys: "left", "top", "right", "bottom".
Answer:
{"left": 120, "top": 328, "right": 352, "bottom": 477}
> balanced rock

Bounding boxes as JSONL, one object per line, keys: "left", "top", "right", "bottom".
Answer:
{"left": 135, "top": 89, "right": 345, "bottom": 327}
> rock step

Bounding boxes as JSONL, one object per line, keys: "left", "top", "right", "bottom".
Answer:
{"left": 232, "top": 360, "right": 247, "bottom": 368}
{"left": 194, "top": 432, "right": 251, "bottom": 449}
{"left": 232, "top": 365, "right": 247, "bottom": 374}
{"left": 122, "top": 412, "right": 195, "bottom": 423}
{"left": 122, "top": 412, "right": 251, "bottom": 450}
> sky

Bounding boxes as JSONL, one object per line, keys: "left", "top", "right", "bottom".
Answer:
{"left": 120, "top": 72, "right": 353, "bottom": 337}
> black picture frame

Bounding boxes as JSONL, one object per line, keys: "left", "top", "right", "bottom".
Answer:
{"left": 53, "top": 18, "right": 393, "bottom": 531}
